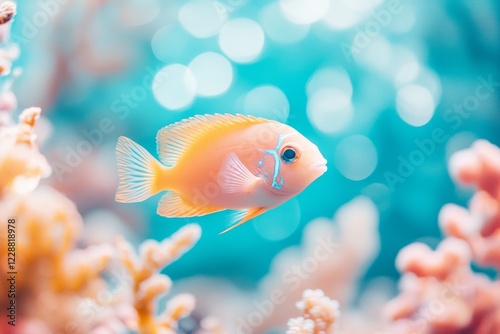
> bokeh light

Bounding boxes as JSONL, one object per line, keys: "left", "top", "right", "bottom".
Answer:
{"left": 362, "top": 182, "right": 392, "bottom": 212}
{"left": 412, "top": 67, "right": 442, "bottom": 101}
{"left": 390, "top": 5, "right": 416, "bottom": 33}
{"left": 260, "top": 3, "right": 310, "bottom": 44}
{"left": 306, "top": 67, "right": 353, "bottom": 99}
{"left": 218, "top": 18, "right": 265, "bottom": 63}
{"left": 188, "top": 52, "right": 233, "bottom": 97}
{"left": 394, "top": 61, "right": 421, "bottom": 87}
{"left": 322, "top": 0, "right": 372, "bottom": 30}
{"left": 307, "top": 88, "right": 353, "bottom": 134}
{"left": 243, "top": 85, "right": 290, "bottom": 122}
{"left": 279, "top": 0, "right": 329, "bottom": 25}
{"left": 253, "top": 198, "right": 301, "bottom": 241}
{"left": 353, "top": 36, "right": 393, "bottom": 72}
{"left": 396, "top": 84, "right": 436, "bottom": 126}
{"left": 151, "top": 25, "right": 193, "bottom": 63}
{"left": 445, "top": 132, "right": 477, "bottom": 161}
{"left": 334, "top": 135, "right": 378, "bottom": 181}
{"left": 153, "top": 64, "right": 197, "bottom": 111}
{"left": 179, "top": 0, "right": 226, "bottom": 38}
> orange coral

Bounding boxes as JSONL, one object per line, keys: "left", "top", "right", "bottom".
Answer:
{"left": 116, "top": 224, "right": 201, "bottom": 333}
{"left": 0, "top": 5, "right": 201, "bottom": 333}
{"left": 0, "top": 109, "right": 202, "bottom": 333}
{"left": 0, "top": 107, "right": 51, "bottom": 196}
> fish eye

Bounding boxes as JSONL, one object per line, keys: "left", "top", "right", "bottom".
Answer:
{"left": 280, "top": 146, "right": 299, "bottom": 164}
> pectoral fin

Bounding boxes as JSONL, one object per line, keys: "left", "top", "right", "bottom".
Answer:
{"left": 219, "top": 207, "right": 268, "bottom": 234}
{"left": 219, "top": 153, "right": 261, "bottom": 194}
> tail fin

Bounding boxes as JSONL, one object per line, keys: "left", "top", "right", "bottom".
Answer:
{"left": 115, "top": 136, "right": 163, "bottom": 203}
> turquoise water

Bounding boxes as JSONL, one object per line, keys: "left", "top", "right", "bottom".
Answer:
{"left": 12, "top": 0, "right": 499, "bottom": 287}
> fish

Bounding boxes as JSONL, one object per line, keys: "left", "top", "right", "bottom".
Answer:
{"left": 115, "top": 113, "right": 327, "bottom": 234}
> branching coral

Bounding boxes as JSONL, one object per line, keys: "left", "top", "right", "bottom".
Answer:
{"left": 384, "top": 139, "right": 500, "bottom": 334}
{"left": 0, "top": 3, "right": 50, "bottom": 197}
{"left": 3, "top": 2, "right": 498, "bottom": 333}
{"left": 0, "top": 4, "right": 201, "bottom": 334}
{"left": 0, "top": 107, "right": 51, "bottom": 196}
{"left": 440, "top": 140, "right": 500, "bottom": 269}
{"left": 0, "top": 112, "right": 202, "bottom": 334}
{"left": 183, "top": 196, "right": 383, "bottom": 334}
{"left": 116, "top": 224, "right": 200, "bottom": 333}
{"left": 287, "top": 289, "right": 340, "bottom": 334}
{"left": 0, "top": 102, "right": 202, "bottom": 334}
{"left": 254, "top": 196, "right": 380, "bottom": 332}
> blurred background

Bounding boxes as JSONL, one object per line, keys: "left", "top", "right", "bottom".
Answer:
{"left": 11, "top": 0, "right": 499, "bottom": 291}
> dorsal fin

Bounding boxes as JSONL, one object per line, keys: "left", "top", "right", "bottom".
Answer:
{"left": 156, "top": 113, "right": 271, "bottom": 166}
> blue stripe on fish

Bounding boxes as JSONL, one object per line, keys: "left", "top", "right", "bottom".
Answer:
{"left": 261, "top": 133, "right": 294, "bottom": 190}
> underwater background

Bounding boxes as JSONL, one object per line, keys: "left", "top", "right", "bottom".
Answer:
{"left": 1, "top": 0, "right": 499, "bottom": 333}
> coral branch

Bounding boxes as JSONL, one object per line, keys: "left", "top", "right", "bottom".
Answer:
{"left": 117, "top": 224, "right": 201, "bottom": 333}
{"left": 385, "top": 140, "right": 500, "bottom": 333}
{"left": 0, "top": 107, "right": 51, "bottom": 196}
{"left": 440, "top": 140, "right": 500, "bottom": 268}
{"left": 287, "top": 289, "right": 339, "bottom": 334}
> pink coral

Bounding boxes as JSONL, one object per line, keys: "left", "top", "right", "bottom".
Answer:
{"left": 287, "top": 289, "right": 340, "bottom": 334}
{"left": 440, "top": 140, "right": 500, "bottom": 269}
{"left": 182, "top": 196, "right": 385, "bottom": 334}
{"left": 256, "top": 196, "right": 380, "bottom": 332}
{"left": 197, "top": 316, "right": 227, "bottom": 334}
{"left": 384, "top": 140, "right": 500, "bottom": 334}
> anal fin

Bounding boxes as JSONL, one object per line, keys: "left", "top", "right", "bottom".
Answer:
{"left": 157, "top": 192, "right": 224, "bottom": 218}
{"left": 219, "top": 207, "right": 268, "bottom": 234}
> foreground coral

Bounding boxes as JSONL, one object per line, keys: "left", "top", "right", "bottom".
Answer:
{"left": 441, "top": 140, "right": 500, "bottom": 269}
{"left": 0, "top": 107, "right": 51, "bottom": 197}
{"left": 182, "top": 196, "right": 385, "bottom": 333}
{"left": 384, "top": 139, "right": 500, "bottom": 333}
{"left": 0, "top": 4, "right": 200, "bottom": 334}
{"left": 287, "top": 289, "right": 339, "bottom": 334}
{"left": 255, "top": 196, "right": 381, "bottom": 333}
{"left": 0, "top": 178, "right": 201, "bottom": 333}
{"left": 0, "top": 181, "right": 200, "bottom": 333}
{"left": 117, "top": 224, "right": 200, "bottom": 333}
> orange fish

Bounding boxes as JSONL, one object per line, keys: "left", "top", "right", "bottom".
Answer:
{"left": 115, "top": 114, "right": 327, "bottom": 233}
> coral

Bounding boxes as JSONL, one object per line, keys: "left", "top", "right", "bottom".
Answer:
{"left": 182, "top": 196, "right": 384, "bottom": 334}
{"left": 440, "top": 140, "right": 500, "bottom": 269}
{"left": 254, "top": 196, "right": 380, "bottom": 332}
{"left": 196, "top": 316, "right": 227, "bottom": 334}
{"left": 0, "top": 5, "right": 201, "bottom": 334}
{"left": 286, "top": 289, "right": 339, "bottom": 334}
{"left": 116, "top": 224, "right": 200, "bottom": 333}
{"left": 3, "top": 0, "right": 498, "bottom": 332}
{"left": 0, "top": 107, "right": 51, "bottom": 196}
{"left": 0, "top": 111, "right": 201, "bottom": 334}
{"left": 384, "top": 140, "right": 500, "bottom": 334}
{"left": 0, "top": 1, "right": 18, "bottom": 123}
{"left": 0, "top": 4, "right": 49, "bottom": 198}
{"left": 0, "top": 105, "right": 202, "bottom": 334}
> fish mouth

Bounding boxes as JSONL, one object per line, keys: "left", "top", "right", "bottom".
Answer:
{"left": 308, "top": 158, "right": 328, "bottom": 174}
